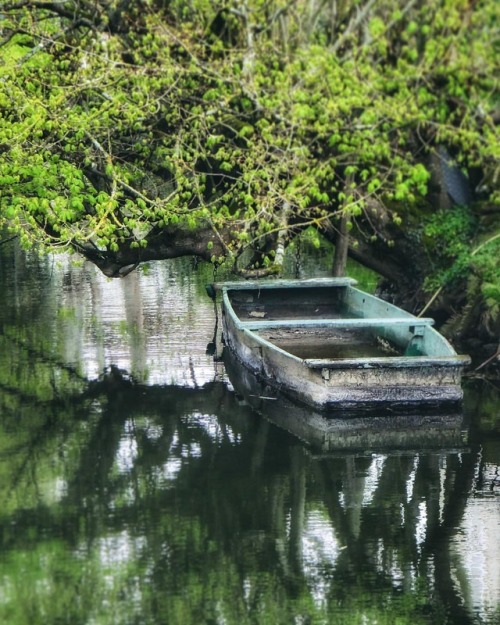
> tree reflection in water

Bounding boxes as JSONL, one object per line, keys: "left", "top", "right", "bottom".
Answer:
{"left": 0, "top": 244, "right": 498, "bottom": 625}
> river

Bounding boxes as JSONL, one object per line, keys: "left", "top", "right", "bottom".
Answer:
{"left": 0, "top": 243, "right": 499, "bottom": 625}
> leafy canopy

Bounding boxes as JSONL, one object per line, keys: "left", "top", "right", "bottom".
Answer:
{"left": 0, "top": 0, "right": 498, "bottom": 276}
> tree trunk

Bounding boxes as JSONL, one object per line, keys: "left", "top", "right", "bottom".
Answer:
{"left": 332, "top": 212, "right": 349, "bottom": 277}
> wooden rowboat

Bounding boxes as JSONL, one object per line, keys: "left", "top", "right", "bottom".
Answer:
{"left": 209, "top": 278, "right": 470, "bottom": 412}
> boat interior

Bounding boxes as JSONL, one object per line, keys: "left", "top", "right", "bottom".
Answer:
{"left": 256, "top": 327, "right": 404, "bottom": 359}
{"left": 229, "top": 286, "right": 348, "bottom": 321}
{"left": 226, "top": 285, "right": 456, "bottom": 360}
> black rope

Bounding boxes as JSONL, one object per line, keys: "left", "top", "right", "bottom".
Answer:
{"left": 206, "top": 262, "right": 221, "bottom": 358}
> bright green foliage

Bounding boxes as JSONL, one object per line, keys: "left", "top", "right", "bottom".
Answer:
{"left": 0, "top": 0, "right": 498, "bottom": 283}
{"left": 423, "top": 206, "right": 477, "bottom": 288}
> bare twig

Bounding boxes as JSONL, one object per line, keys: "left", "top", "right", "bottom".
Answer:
{"left": 331, "top": 0, "right": 377, "bottom": 52}
{"left": 475, "top": 344, "right": 500, "bottom": 371}
{"left": 418, "top": 286, "right": 443, "bottom": 317}
{"left": 0, "top": 235, "right": 18, "bottom": 247}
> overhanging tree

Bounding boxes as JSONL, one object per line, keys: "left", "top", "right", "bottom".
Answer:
{"left": 0, "top": 0, "right": 499, "bottom": 338}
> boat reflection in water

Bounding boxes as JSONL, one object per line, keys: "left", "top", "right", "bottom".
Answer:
{"left": 223, "top": 348, "right": 468, "bottom": 454}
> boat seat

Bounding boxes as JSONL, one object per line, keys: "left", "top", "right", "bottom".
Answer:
{"left": 304, "top": 355, "right": 470, "bottom": 369}
{"left": 238, "top": 317, "right": 435, "bottom": 331}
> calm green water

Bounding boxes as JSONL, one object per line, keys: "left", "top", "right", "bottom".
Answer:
{"left": 0, "top": 244, "right": 499, "bottom": 625}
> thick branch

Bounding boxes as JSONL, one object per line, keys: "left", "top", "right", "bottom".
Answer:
{"left": 347, "top": 242, "right": 406, "bottom": 285}
{"left": 76, "top": 220, "right": 235, "bottom": 277}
